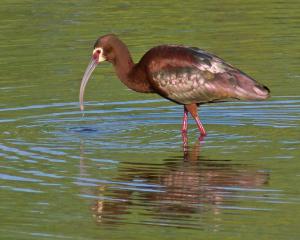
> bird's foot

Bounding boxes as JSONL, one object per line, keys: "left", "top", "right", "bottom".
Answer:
{"left": 181, "top": 129, "right": 188, "bottom": 134}
{"left": 198, "top": 134, "right": 206, "bottom": 143}
{"left": 201, "top": 131, "right": 207, "bottom": 137}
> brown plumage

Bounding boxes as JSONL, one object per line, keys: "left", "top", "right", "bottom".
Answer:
{"left": 80, "top": 34, "right": 270, "bottom": 139}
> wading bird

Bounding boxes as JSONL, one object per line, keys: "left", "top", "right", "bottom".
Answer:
{"left": 80, "top": 34, "right": 270, "bottom": 139}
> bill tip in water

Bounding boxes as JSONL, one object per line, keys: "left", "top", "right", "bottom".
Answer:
{"left": 80, "top": 108, "right": 85, "bottom": 117}
{"left": 80, "top": 105, "right": 85, "bottom": 117}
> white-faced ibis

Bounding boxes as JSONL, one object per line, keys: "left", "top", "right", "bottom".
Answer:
{"left": 80, "top": 34, "right": 270, "bottom": 138}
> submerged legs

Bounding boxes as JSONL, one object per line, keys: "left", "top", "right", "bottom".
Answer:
{"left": 181, "top": 106, "right": 189, "bottom": 147}
{"left": 182, "top": 104, "right": 207, "bottom": 139}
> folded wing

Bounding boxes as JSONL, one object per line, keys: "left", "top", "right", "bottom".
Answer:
{"left": 147, "top": 46, "right": 270, "bottom": 104}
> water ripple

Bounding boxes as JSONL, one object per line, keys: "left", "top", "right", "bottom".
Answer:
{"left": 0, "top": 173, "right": 42, "bottom": 182}
{"left": 0, "top": 95, "right": 299, "bottom": 234}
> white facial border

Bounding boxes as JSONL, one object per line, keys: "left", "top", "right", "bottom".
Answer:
{"left": 93, "top": 47, "right": 106, "bottom": 62}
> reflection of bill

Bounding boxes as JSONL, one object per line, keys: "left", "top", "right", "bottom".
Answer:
{"left": 86, "top": 142, "right": 269, "bottom": 225}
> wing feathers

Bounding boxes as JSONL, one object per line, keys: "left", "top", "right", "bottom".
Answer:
{"left": 145, "top": 45, "right": 270, "bottom": 104}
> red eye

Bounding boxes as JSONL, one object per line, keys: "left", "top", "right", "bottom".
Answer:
{"left": 93, "top": 50, "right": 101, "bottom": 61}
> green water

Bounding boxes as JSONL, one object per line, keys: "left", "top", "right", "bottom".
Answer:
{"left": 0, "top": 1, "right": 300, "bottom": 239}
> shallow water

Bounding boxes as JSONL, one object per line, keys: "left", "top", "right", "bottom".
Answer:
{"left": 1, "top": 1, "right": 300, "bottom": 239}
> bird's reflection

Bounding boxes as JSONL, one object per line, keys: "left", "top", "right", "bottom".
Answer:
{"left": 80, "top": 142, "right": 269, "bottom": 225}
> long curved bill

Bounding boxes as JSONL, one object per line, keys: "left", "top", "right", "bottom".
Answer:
{"left": 79, "top": 58, "right": 98, "bottom": 111}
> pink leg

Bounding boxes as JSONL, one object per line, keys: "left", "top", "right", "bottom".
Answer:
{"left": 194, "top": 116, "right": 207, "bottom": 136}
{"left": 185, "top": 104, "right": 207, "bottom": 139}
{"left": 181, "top": 106, "right": 188, "bottom": 133}
{"left": 181, "top": 107, "right": 189, "bottom": 147}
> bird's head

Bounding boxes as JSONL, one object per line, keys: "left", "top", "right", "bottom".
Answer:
{"left": 79, "top": 34, "right": 119, "bottom": 111}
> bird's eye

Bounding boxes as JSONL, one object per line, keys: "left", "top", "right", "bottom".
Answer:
{"left": 96, "top": 50, "right": 101, "bottom": 54}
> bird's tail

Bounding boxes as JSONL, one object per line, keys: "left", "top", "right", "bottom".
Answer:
{"left": 232, "top": 72, "right": 270, "bottom": 100}
{"left": 251, "top": 84, "right": 270, "bottom": 100}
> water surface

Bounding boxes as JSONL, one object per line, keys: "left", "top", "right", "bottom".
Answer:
{"left": 0, "top": 1, "right": 300, "bottom": 239}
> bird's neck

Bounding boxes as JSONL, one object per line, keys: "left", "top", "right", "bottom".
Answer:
{"left": 112, "top": 43, "right": 153, "bottom": 93}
